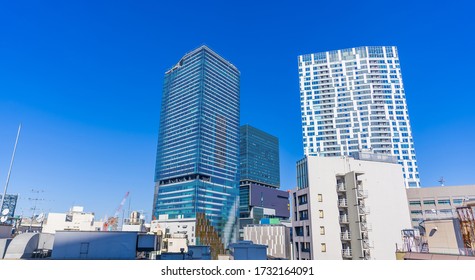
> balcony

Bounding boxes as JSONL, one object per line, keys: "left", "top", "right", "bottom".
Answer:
{"left": 337, "top": 183, "right": 346, "bottom": 192}
{"left": 342, "top": 248, "right": 352, "bottom": 258}
{"left": 338, "top": 199, "right": 348, "bottom": 207}
{"left": 339, "top": 215, "right": 349, "bottom": 223}
{"left": 341, "top": 232, "right": 351, "bottom": 240}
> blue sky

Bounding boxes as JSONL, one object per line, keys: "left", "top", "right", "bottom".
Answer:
{"left": 0, "top": 0, "right": 474, "bottom": 221}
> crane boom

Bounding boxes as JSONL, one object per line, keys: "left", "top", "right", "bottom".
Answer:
{"left": 103, "top": 191, "right": 130, "bottom": 231}
{"left": 114, "top": 191, "right": 130, "bottom": 217}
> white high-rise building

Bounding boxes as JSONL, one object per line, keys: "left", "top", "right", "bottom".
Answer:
{"left": 298, "top": 46, "right": 420, "bottom": 187}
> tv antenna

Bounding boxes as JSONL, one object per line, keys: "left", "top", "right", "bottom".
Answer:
{"left": 438, "top": 177, "right": 445, "bottom": 187}
{"left": 28, "top": 189, "right": 45, "bottom": 231}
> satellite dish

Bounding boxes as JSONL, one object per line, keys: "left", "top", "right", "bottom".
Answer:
{"left": 0, "top": 216, "right": 7, "bottom": 223}
{"left": 1, "top": 209, "right": 9, "bottom": 216}
{"left": 36, "top": 213, "right": 45, "bottom": 223}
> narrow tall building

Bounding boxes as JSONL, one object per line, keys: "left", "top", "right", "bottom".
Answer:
{"left": 298, "top": 46, "right": 420, "bottom": 187}
{"left": 153, "top": 46, "right": 240, "bottom": 249}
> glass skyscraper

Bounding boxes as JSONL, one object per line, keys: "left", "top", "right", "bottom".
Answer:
{"left": 298, "top": 46, "right": 420, "bottom": 187}
{"left": 153, "top": 46, "right": 240, "bottom": 247}
{"left": 240, "top": 124, "right": 280, "bottom": 188}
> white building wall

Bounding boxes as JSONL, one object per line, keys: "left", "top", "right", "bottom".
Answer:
{"left": 307, "top": 157, "right": 343, "bottom": 260}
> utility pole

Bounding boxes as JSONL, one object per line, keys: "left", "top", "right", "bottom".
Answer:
{"left": 1, "top": 124, "right": 21, "bottom": 215}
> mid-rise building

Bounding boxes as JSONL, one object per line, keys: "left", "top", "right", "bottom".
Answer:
{"left": 291, "top": 153, "right": 411, "bottom": 260}
{"left": 298, "top": 46, "right": 420, "bottom": 187}
{"left": 152, "top": 46, "right": 240, "bottom": 250}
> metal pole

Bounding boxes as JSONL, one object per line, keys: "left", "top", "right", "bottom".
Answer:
{"left": 1, "top": 123, "right": 21, "bottom": 213}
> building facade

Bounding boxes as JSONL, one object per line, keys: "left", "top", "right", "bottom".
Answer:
{"left": 244, "top": 224, "right": 292, "bottom": 259}
{"left": 406, "top": 185, "right": 475, "bottom": 228}
{"left": 291, "top": 154, "right": 411, "bottom": 260}
{"left": 298, "top": 46, "right": 420, "bottom": 187}
{"left": 240, "top": 125, "right": 280, "bottom": 187}
{"left": 152, "top": 46, "right": 240, "bottom": 248}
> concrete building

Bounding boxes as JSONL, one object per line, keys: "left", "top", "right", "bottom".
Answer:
{"left": 42, "top": 206, "right": 104, "bottom": 234}
{"left": 243, "top": 224, "right": 291, "bottom": 259}
{"left": 291, "top": 154, "right": 411, "bottom": 260}
{"left": 298, "top": 46, "right": 420, "bottom": 187}
{"left": 153, "top": 46, "right": 240, "bottom": 249}
{"left": 406, "top": 185, "right": 475, "bottom": 228}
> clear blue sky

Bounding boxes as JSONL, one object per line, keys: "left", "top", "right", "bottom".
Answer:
{"left": 1, "top": 1, "right": 474, "bottom": 221}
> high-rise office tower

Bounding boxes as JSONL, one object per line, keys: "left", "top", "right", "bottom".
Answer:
{"left": 238, "top": 125, "right": 289, "bottom": 239}
{"left": 240, "top": 125, "right": 280, "bottom": 188}
{"left": 153, "top": 46, "right": 240, "bottom": 248}
{"left": 298, "top": 46, "right": 420, "bottom": 187}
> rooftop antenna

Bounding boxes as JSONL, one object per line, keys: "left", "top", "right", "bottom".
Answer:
{"left": 438, "top": 177, "right": 445, "bottom": 187}
{"left": 1, "top": 124, "right": 21, "bottom": 215}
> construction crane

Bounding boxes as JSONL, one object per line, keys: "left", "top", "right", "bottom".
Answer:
{"left": 103, "top": 191, "right": 130, "bottom": 231}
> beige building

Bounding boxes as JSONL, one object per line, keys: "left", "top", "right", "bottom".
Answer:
{"left": 406, "top": 185, "right": 475, "bottom": 228}
{"left": 292, "top": 154, "right": 412, "bottom": 260}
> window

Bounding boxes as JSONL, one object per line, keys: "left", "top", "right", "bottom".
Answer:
{"left": 453, "top": 199, "right": 464, "bottom": 205}
{"left": 321, "top": 243, "right": 327, "bottom": 252}
{"left": 437, "top": 199, "right": 451, "bottom": 205}
{"left": 317, "top": 194, "right": 323, "bottom": 202}
{"left": 295, "top": 226, "right": 304, "bottom": 236}
{"left": 423, "top": 200, "right": 435, "bottom": 205}
{"left": 319, "top": 210, "right": 324, "bottom": 218}
{"left": 320, "top": 226, "right": 325, "bottom": 235}
{"left": 306, "top": 225, "right": 310, "bottom": 236}
{"left": 298, "top": 194, "right": 308, "bottom": 205}
{"left": 299, "top": 210, "right": 309, "bottom": 220}
{"left": 409, "top": 200, "right": 421, "bottom": 206}
{"left": 302, "top": 242, "right": 311, "bottom": 253}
